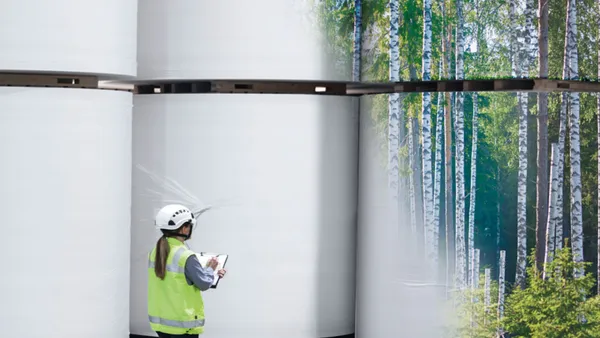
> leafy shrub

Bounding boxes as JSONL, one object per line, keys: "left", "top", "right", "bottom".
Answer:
{"left": 454, "top": 247, "right": 600, "bottom": 337}
{"left": 502, "top": 247, "right": 600, "bottom": 338}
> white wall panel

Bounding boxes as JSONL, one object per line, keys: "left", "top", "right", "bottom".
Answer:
{"left": 131, "top": 94, "right": 358, "bottom": 337}
{"left": 137, "top": 0, "right": 344, "bottom": 81}
{"left": 0, "top": 0, "right": 137, "bottom": 77}
{"left": 0, "top": 88, "right": 132, "bottom": 338}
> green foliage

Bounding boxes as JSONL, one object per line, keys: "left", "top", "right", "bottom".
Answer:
{"left": 503, "top": 247, "right": 600, "bottom": 338}
{"left": 452, "top": 249, "right": 600, "bottom": 338}
{"left": 452, "top": 275, "right": 501, "bottom": 338}
{"left": 400, "top": 0, "right": 423, "bottom": 79}
{"left": 315, "top": 0, "right": 355, "bottom": 79}
{"left": 478, "top": 93, "right": 518, "bottom": 173}
{"left": 361, "top": 0, "right": 390, "bottom": 81}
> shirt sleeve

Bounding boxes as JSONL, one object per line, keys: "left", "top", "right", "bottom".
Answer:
{"left": 184, "top": 254, "right": 215, "bottom": 291}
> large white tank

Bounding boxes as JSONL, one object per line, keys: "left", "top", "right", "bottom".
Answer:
{"left": 0, "top": 88, "right": 132, "bottom": 338}
{"left": 0, "top": 0, "right": 137, "bottom": 77}
{"left": 130, "top": 94, "right": 358, "bottom": 338}
{"left": 136, "top": 0, "right": 344, "bottom": 81}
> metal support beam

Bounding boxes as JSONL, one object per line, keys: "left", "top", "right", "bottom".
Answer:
{"left": 0, "top": 72, "right": 98, "bottom": 88}
{"left": 1, "top": 74, "right": 599, "bottom": 96}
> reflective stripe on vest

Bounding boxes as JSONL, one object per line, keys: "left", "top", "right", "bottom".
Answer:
{"left": 148, "top": 315, "right": 205, "bottom": 328}
{"left": 148, "top": 246, "right": 187, "bottom": 274}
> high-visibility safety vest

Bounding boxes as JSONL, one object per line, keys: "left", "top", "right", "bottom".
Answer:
{"left": 148, "top": 237, "right": 206, "bottom": 335}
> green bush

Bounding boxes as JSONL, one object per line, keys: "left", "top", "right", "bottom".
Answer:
{"left": 453, "top": 273, "right": 501, "bottom": 338}
{"left": 503, "top": 247, "right": 600, "bottom": 338}
{"left": 454, "top": 247, "right": 600, "bottom": 337}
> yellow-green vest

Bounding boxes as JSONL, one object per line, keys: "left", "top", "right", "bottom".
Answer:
{"left": 148, "top": 237, "right": 205, "bottom": 335}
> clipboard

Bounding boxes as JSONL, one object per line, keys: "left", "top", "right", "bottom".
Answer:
{"left": 196, "top": 252, "right": 229, "bottom": 289}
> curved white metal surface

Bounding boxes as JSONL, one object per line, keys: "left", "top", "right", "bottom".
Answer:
{"left": 137, "top": 0, "right": 345, "bottom": 81}
{"left": 0, "top": 0, "right": 137, "bottom": 77}
{"left": 0, "top": 88, "right": 133, "bottom": 337}
{"left": 130, "top": 94, "right": 358, "bottom": 337}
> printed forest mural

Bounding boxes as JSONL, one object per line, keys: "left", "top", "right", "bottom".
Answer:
{"left": 310, "top": 0, "right": 600, "bottom": 336}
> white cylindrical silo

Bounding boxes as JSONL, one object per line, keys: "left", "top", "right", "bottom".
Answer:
{"left": 354, "top": 101, "right": 449, "bottom": 338}
{"left": 0, "top": 0, "right": 137, "bottom": 77}
{"left": 136, "top": 0, "right": 345, "bottom": 81}
{"left": 131, "top": 94, "right": 358, "bottom": 338}
{"left": 0, "top": 88, "right": 132, "bottom": 338}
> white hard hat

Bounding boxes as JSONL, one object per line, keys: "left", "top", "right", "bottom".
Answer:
{"left": 154, "top": 204, "right": 197, "bottom": 231}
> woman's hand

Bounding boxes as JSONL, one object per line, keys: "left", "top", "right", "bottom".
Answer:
{"left": 207, "top": 257, "right": 219, "bottom": 270}
{"left": 217, "top": 269, "right": 227, "bottom": 278}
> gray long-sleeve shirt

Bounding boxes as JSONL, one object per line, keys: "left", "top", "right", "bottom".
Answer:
{"left": 184, "top": 254, "right": 215, "bottom": 291}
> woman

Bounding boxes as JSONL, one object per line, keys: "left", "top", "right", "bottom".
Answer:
{"left": 148, "top": 204, "right": 227, "bottom": 338}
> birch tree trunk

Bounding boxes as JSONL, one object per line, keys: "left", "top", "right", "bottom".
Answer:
{"left": 498, "top": 250, "right": 506, "bottom": 336}
{"left": 536, "top": 0, "right": 550, "bottom": 272}
{"left": 555, "top": 104, "right": 566, "bottom": 251}
{"left": 544, "top": 143, "right": 559, "bottom": 279}
{"left": 433, "top": 90, "right": 444, "bottom": 265}
{"left": 556, "top": 0, "right": 575, "bottom": 251}
{"left": 515, "top": 0, "right": 530, "bottom": 288}
{"left": 516, "top": 100, "right": 528, "bottom": 289}
{"left": 524, "top": 0, "right": 536, "bottom": 72}
{"left": 387, "top": 0, "right": 401, "bottom": 210}
{"left": 468, "top": 93, "right": 478, "bottom": 286}
{"left": 413, "top": 115, "right": 425, "bottom": 244}
{"left": 509, "top": 0, "right": 519, "bottom": 78}
{"left": 468, "top": 0, "right": 482, "bottom": 288}
{"left": 511, "top": 0, "right": 536, "bottom": 288}
{"left": 352, "top": 0, "right": 362, "bottom": 82}
{"left": 472, "top": 248, "right": 480, "bottom": 291}
{"left": 454, "top": 0, "right": 467, "bottom": 290}
{"left": 484, "top": 268, "right": 491, "bottom": 325}
{"left": 471, "top": 248, "right": 480, "bottom": 328}
{"left": 555, "top": 112, "right": 565, "bottom": 248}
{"left": 421, "top": 0, "right": 434, "bottom": 262}
{"left": 566, "top": 0, "right": 584, "bottom": 278}
{"left": 441, "top": 0, "right": 455, "bottom": 293}
{"left": 470, "top": 246, "right": 476, "bottom": 290}
{"left": 409, "top": 116, "right": 417, "bottom": 234}
{"left": 474, "top": 249, "right": 480, "bottom": 296}
{"left": 496, "top": 167, "right": 501, "bottom": 272}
